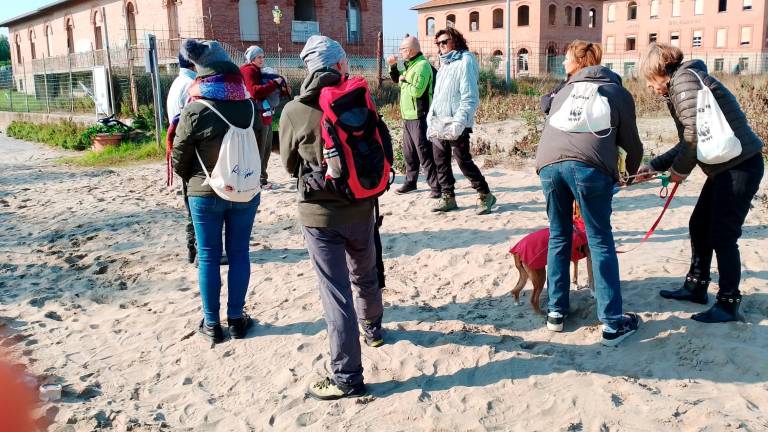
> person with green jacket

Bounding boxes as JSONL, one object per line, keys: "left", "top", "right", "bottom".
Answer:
{"left": 387, "top": 36, "right": 440, "bottom": 198}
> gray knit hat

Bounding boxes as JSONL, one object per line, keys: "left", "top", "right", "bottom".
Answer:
{"left": 300, "top": 35, "right": 347, "bottom": 73}
{"left": 244, "top": 45, "right": 265, "bottom": 63}
{"left": 181, "top": 39, "right": 233, "bottom": 75}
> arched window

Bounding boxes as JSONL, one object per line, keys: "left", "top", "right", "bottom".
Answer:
{"left": 294, "top": 0, "right": 316, "bottom": 21}
{"left": 29, "top": 30, "right": 36, "bottom": 60}
{"left": 565, "top": 6, "right": 573, "bottom": 26}
{"left": 469, "top": 11, "right": 480, "bottom": 31}
{"left": 518, "top": 5, "right": 530, "bottom": 26}
{"left": 650, "top": 0, "right": 659, "bottom": 18}
{"left": 546, "top": 44, "right": 558, "bottom": 73}
{"left": 493, "top": 49, "right": 503, "bottom": 56}
{"left": 588, "top": 8, "right": 596, "bottom": 28}
{"left": 126, "top": 3, "right": 137, "bottom": 46}
{"left": 347, "top": 0, "right": 361, "bottom": 43}
{"left": 426, "top": 17, "right": 435, "bottom": 36}
{"left": 548, "top": 4, "right": 557, "bottom": 25}
{"left": 493, "top": 9, "right": 504, "bottom": 28}
{"left": 93, "top": 10, "right": 103, "bottom": 50}
{"left": 14, "top": 34, "right": 22, "bottom": 63}
{"left": 607, "top": 4, "right": 616, "bottom": 22}
{"left": 628, "top": 1, "right": 638, "bottom": 20}
{"left": 45, "top": 25, "right": 53, "bottom": 57}
{"left": 517, "top": 48, "right": 529, "bottom": 73}
{"left": 575, "top": 7, "right": 582, "bottom": 26}
{"left": 239, "top": 0, "right": 260, "bottom": 41}
{"left": 167, "top": 0, "right": 180, "bottom": 42}
{"left": 446, "top": 14, "right": 456, "bottom": 28}
{"left": 66, "top": 19, "right": 74, "bottom": 54}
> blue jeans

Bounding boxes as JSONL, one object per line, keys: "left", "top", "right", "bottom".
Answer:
{"left": 539, "top": 161, "right": 624, "bottom": 329}
{"left": 189, "top": 194, "right": 260, "bottom": 325}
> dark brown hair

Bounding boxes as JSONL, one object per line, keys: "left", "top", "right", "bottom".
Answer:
{"left": 435, "top": 28, "right": 469, "bottom": 52}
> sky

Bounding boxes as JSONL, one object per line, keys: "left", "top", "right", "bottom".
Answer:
{"left": 0, "top": 0, "right": 420, "bottom": 39}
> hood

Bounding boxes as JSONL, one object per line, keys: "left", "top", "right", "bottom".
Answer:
{"left": 297, "top": 68, "right": 343, "bottom": 104}
{"left": 672, "top": 59, "right": 708, "bottom": 78}
{"left": 569, "top": 65, "right": 623, "bottom": 86}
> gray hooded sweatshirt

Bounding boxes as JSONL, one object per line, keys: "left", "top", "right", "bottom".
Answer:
{"left": 536, "top": 66, "right": 643, "bottom": 181}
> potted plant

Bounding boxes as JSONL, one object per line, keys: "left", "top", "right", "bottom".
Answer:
{"left": 82, "top": 123, "right": 129, "bottom": 152}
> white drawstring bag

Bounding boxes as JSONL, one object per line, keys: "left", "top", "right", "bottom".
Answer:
{"left": 686, "top": 70, "right": 742, "bottom": 164}
{"left": 194, "top": 99, "right": 262, "bottom": 202}
{"left": 548, "top": 82, "right": 612, "bottom": 137}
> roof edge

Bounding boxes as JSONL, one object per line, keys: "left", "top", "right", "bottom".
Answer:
{"left": 0, "top": 0, "right": 75, "bottom": 28}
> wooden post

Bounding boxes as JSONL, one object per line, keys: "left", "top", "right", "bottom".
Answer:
{"left": 102, "top": 6, "right": 117, "bottom": 116}
{"left": 126, "top": 41, "right": 138, "bottom": 114}
{"left": 68, "top": 54, "right": 74, "bottom": 112}
{"left": 376, "top": 32, "right": 383, "bottom": 88}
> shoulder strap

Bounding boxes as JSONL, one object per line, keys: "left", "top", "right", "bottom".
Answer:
{"left": 248, "top": 99, "right": 255, "bottom": 129}
{"left": 685, "top": 69, "right": 707, "bottom": 89}
{"left": 195, "top": 99, "right": 233, "bottom": 128}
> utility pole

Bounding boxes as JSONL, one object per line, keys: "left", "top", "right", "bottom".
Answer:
{"left": 102, "top": 6, "right": 116, "bottom": 116}
{"left": 505, "top": 0, "right": 511, "bottom": 86}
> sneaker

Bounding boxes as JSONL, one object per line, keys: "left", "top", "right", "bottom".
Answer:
{"left": 429, "top": 190, "right": 442, "bottom": 199}
{"left": 228, "top": 313, "right": 254, "bottom": 339}
{"left": 395, "top": 183, "right": 417, "bottom": 195}
{"left": 475, "top": 192, "right": 497, "bottom": 215}
{"left": 307, "top": 377, "right": 367, "bottom": 401}
{"left": 359, "top": 319, "right": 384, "bottom": 348}
{"left": 220, "top": 254, "right": 228, "bottom": 266}
{"left": 431, "top": 194, "right": 458, "bottom": 212}
{"left": 601, "top": 313, "right": 641, "bottom": 347}
{"left": 546, "top": 311, "right": 565, "bottom": 332}
{"left": 198, "top": 320, "right": 225, "bottom": 344}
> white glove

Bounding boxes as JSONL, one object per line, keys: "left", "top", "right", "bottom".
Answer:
{"left": 443, "top": 122, "right": 464, "bottom": 141}
{"left": 426, "top": 125, "right": 439, "bottom": 141}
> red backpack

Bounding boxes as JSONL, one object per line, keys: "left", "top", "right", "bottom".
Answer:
{"left": 318, "top": 76, "right": 394, "bottom": 201}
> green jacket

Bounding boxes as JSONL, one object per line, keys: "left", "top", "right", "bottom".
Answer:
{"left": 389, "top": 53, "right": 433, "bottom": 120}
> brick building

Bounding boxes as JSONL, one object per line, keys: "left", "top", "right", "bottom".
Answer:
{"left": 412, "top": 0, "right": 603, "bottom": 76}
{"left": 601, "top": 0, "right": 768, "bottom": 76}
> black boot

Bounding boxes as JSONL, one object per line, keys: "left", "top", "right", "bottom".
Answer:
{"left": 692, "top": 294, "right": 743, "bottom": 323}
{"left": 660, "top": 275, "right": 709, "bottom": 305}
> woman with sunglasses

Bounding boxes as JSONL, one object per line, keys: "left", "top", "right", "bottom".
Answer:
{"left": 426, "top": 28, "right": 496, "bottom": 215}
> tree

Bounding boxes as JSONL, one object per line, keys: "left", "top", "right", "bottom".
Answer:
{"left": 0, "top": 35, "right": 10, "bottom": 62}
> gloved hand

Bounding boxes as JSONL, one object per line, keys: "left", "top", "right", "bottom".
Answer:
{"left": 443, "top": 122, "right": 464, "bottom": 141}
{"left": 426, "top": 125, "right": 439, "bottom": 141}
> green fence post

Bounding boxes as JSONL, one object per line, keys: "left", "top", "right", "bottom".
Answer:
{"left": 22, "top": 61, "right": 29, "bottom": 113}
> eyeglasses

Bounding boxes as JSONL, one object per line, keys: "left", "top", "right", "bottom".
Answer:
{"left": 435, "top": 38, "right": 452, "bottom": 47}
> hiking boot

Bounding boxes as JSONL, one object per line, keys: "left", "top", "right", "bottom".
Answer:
{"left": 601, "top": 313, "right": 641, "bottom": 347}
{"left": 660, "top": 275, "right": 709, "bottom": 305}
{"left": 198, "top": 320, "right": 225, "bottom": 344}
{"left": 546, "top": 311, "right": 566, "bottom": 332}
{"left": 359, "top": 318, "right": 384, "bottom": 348}
{"left": 429, "top": 190, "right": 442, "bottom": 199}
{"left": 431, "top": 194, "right": 458, "bottom": 212}
{"left": 475, "top": 192, "right": 497, "bottom": 215}
{"left": 228, "top": 313, "right": 254, "bottom": 339}
{"left": 692, "top": 294, "right": 743, "bottom": 323}
{"left": 307, "top": 377, "right": 367, "bottom": 401}
{"left": 395, "top": 183, "right": 417, "bottom": 195}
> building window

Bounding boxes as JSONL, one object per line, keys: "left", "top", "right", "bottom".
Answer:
{"left": 694, "top": 0, "right": 704, "bottom": 15}
{"left": 714, "top": 58, "right": 724, "bottom": 72}
{"left": 649, "top": 32, "right": 658, "bottom": 44}
{"left": 167, "top": 0, "right": 180, "bottom": 42}
{"left": 45, "top": 25, "right": 53, "bottom": 57}
{"left": 518, "top": 6, "right": 530, "bottom": 26}
{"left": 295, "top": 0, "right": 316, "bottom": 21}
{"left": 627, "top": 2, "right": 638, "bottom": 20}
{"left": 66, "top": 19, "right": 74, "bottom": 54}
{"left": 565, "top": 6, "right": 573, "bottom": 26}
{"left": 716, "top": 28, "right": 727, "bottom": 47}
{"left": 94, "top": 10, "right": 103, "bottom": 50}
{"left": 239, "top": 0, "right": 260, "bottom": 41}
{"left": 470, "top": 11, "right": 480, "bottom": 31}
{"left": 670, "top": 32, "right": 680, "bottom": 47}
{"left": 718, "top": 0, "right": 728, "bottom": 12}
{"left": 741, "top": 27, "right": 752, "bottom": 46}
{"left": 693, "top": 30, "right": 703, "bottom": 48}
{"left": 738, "top": 57, "right": 749, "bottom": 71}
{"left": 546, "top": 45, "right": 558, "bottom": 73}
{"left": 575, "top": 7, "right": 582, "bottom": 26}
{"left": 126, "top": 3, "right": 137, "bottom": 46}
{"left": 626, "top": 36, "right": 637, "bottom": 51}
{"left": 624, "top": 62, "right": 636, "bottom": 77}
{"left": 493, "top": 9, "right": 504, "bottom": 29}
{"left": 446, "top": 14, "right": 456, "bottom": 28}
{"left": 672, "top": 0, "right": 681, "bottom": 16}
{"left": 650, "top": 0, "right": 659, "bottom": 18}
{"left": 549, "top": 5, "right": 557, "bottom": 25}
{"left": 517, "top": 48, "right": 529, "bottom": 73}
{"left": 588, "top": 8, "right": 596, "bottom": 28}
{"left": 607, "top": 4, "right": 616, "bottom": 22}
{"left": 606, "top": 35, "right": 615, "bottom": 53}
{"left": 29, "top": 30, "right": 37, "bottom": 60}
{"left": 14, "top": 34, "right": 22, "bottom": 63}
{"left": 426, "top": 17, "right": 435, "bottom": 36}
{"left": 743, "top": 0, "right": 752, "bottom": 10}
{"left": 347, "top": 0, "right": 361, "bottom": 44}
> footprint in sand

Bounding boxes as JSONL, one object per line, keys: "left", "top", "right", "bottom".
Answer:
{"left": 295, "top": 412, "right": 318, "bottom": 427}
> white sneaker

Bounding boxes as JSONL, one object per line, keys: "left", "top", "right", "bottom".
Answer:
{"left": 546, "top": 311, "right": 565, "bottom": 332}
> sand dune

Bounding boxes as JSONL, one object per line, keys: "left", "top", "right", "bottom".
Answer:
{"left": 1, "top": 132, "right": 767, "bottom": 431}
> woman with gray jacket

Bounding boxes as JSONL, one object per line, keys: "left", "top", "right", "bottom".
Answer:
{"left": 637, "top": 44, "right": 764, "bottom": 323}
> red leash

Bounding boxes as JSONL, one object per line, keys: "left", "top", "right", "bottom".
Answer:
{"left": 617, "top": 181, "right": 679, "bottom": 253}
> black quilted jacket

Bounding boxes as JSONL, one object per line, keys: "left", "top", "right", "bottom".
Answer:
{"left": 650, "top": 60, "right": 764, "bottom": 178}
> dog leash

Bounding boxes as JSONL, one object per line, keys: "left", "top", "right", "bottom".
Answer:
{"left": 616, "top": 174, "right": 679, "bottom": 253}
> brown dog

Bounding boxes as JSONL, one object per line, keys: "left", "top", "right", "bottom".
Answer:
{"left": 509, "top": 205, "right": 594, "bottom": 314}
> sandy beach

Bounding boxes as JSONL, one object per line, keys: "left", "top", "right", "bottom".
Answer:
{"left": 1, "top": 128, "right": 767, "bottom": 431}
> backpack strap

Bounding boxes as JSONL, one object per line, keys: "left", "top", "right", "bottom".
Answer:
{"left": 685, "top": 69, "right": 706, "bottom": 89}
{"left": 195, "top": 99, "right": 233, "bottom": 128}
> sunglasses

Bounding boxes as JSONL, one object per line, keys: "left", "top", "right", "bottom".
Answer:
{"left": 435, "top": 38, "right": 452, "bottom": 47}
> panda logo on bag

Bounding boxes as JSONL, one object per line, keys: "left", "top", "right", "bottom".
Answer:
{"left": 698, "top": 121, "right": 712, "bottom": 143}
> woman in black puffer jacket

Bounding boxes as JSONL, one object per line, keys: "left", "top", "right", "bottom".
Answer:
{"left": 637, "top": 43, "right": 764, "bottom": 323}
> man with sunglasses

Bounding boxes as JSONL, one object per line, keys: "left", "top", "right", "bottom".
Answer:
{"left": 387, "top": 36, "right": 440, "bottom": 198}
{"left": 427, "top": 28, "right": 496, "bottom": 214}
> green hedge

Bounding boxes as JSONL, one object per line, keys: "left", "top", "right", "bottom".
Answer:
{"left": 7, "top": 120, "right": 90, "bottom": 150}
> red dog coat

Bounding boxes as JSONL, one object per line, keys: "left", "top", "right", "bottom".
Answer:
{"left": 509, "top": 218, "right": 588, "bottom": 270}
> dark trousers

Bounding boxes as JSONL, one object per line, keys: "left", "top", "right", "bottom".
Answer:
{"left": 259, "top": 123, "right": 273, "bottom": 184}
{"left": 182, "top": 182, "right": 196, "bottom": 256}
{"left": 432, "top": 128, "right": 490, "bottom": 196}
{"left": 688, "top": 153, "right": 764, "bottom": 296}
{"left": 402, "top": 118, "right": 439, "bottom": 192}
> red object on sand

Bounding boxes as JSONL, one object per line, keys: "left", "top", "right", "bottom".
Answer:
{"left": 510, "top": 218, "right": 588, "bottom": 270}
{"left": 0, "top": 358, "right": 36, "bottom": 432}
